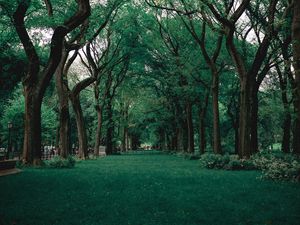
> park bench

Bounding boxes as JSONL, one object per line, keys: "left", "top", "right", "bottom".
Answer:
{"left": 0, "top": 159, "right": 18, "bottom": 170}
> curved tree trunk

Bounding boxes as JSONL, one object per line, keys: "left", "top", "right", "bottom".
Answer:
{"left": 70, "top": 95, "right": 88, "bottom": 159}
{"left": 55, "top": 47, "right": 71, "bottom": 158}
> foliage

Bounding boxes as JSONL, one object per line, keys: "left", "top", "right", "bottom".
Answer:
{"left": 251, "top": 150, "right": 300, "bottom": 181}
{"left": 45, "top": 156, "right": 76, "bottom": 168}
{"left": 0, "top": 84, "right": 58, "bottom": 148}
{"left": 199, "top": 153, "right": 256, "bottom": 170}
{"left": 261, "top": 159, "right": 300, "bottom": 182}
{"left": 199, "top": 153, "right": 231, "bottom": 169}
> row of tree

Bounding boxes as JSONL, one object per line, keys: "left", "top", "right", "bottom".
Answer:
{"left": 0, "top": 0, "right": 299, "bottom": 165}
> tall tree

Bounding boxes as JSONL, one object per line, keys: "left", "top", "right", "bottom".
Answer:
{"left": 292, "top": 0, "right": 300, "bottom": 154}
{"left": 10, "top": 0, "right": 90, "bottom": 164}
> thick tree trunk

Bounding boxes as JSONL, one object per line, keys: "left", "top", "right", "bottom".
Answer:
{"left": 23, "top": 88, "right": 42, "bottom": 165}
{"left": 238, "top": 78, "right": 252, "bottom": 158}
{"left": 106, "top": 97, "right": 114, "bottom": 155}
{"left": 276, "top": 63, "right": 292, "bottom": 153}
{"left": 186, "top": 102, "right": 194, "bottom": 153}
{"left": 292, "top": 0, "right": 300, "bottom": 154}
{"left": 55, "top": 48, "right": 71, "bottom": 158}
{"left": 94, "top": 105, "right": 103, "bottom": 156}
{"left": 250, "top": 84, "right": 259, "bottom": 154}
{"left": 212, "top": 70, "right": 222, "bottom": 154}
{"left": 70, "top": 95, "right": 88, "bottom": 159}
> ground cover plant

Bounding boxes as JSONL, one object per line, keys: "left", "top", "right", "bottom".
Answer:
{"left": 198, "top": 151, "right": 300, "bottom": 181}
{"left": 1, "top": 152, "right": 299, "bottom": 225}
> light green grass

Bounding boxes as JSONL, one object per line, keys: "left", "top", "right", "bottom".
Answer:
{"left": 0, "top": 151, "right": 299, "bottom": 225}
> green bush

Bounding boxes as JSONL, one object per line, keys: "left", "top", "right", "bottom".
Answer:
{"left": 261, "top": 158, "right": 300, "bottom": 181}
{"left": 249, "top": 151, "right": 300, "bottom": 181}
{"left": 199, "top": 153, "right": 230, "bottom": 169}
{"left": 46, "top": 156, "right": 76, "bottom": 168}
{"left": 199, "top": 153, "right": 256, "bottom": 170}
{"left": 224, "top": 159, "right": 256, "bottom": 170}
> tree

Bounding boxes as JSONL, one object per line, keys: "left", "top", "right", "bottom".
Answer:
{"left": 292, "top": 0, "right": 300, "bottom": 154}
{"left": 5, "top": 0, "right": 90, "bottom": 164}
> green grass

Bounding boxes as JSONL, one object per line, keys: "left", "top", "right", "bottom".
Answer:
{"left": 0, "top": 151, "right": 299, "bottom": 225}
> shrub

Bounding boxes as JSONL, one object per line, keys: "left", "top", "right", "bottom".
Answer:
{"left": 224, "top": 159, "right": 256, "bottom": 170}
{"left": 261, "top": 159, "right": 300, "bottom": 181}
{"left": 46, "top": 156, "right": 76, "bottom": 168}
{"left": 199, "top": 153, "right": 230, "bottom": 169}
{"left": 184, "top": 154, "right": 201, "bottom": 160}
{"left": 199, "top": 153, "right": 256, "bottom": 170}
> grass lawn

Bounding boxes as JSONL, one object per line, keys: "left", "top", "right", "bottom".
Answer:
{"left": 0, "top": 151, "right": 299, "bottom": 225}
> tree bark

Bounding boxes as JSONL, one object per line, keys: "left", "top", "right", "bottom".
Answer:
{"left": 94, "top": 105, "right": 103, "bottom": 155}
{"left": 70, "top": 94, "right": 88, "bottom": 159}
{"left": 105, "top": 97, "right": 114, "bottom": 155}
{"left": 238, "top": 77, "right": 252, "bottom": 158}
{"left": 211, "top": 69, "right": 222, "bottom": 154}
{"left": 186, "top": 102, "right": 194, "bottom": 153}
{"left": 55, "top": 46, "right": 71, "bottom": 158}
{"left": 23, "top": 90, "right": 42, "bottom": 165}
{"left": 250, "top": 84, "right": 259, "bottom": 154}
{"left": 292, "top": 0, "right": 300, "bottom": 154}
{"left": 276, "top": 63, "right": 291, "bottom": 153}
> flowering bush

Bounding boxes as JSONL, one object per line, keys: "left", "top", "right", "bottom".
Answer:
{"left": 261, "top": 158, "right": 300, "bottom": 181}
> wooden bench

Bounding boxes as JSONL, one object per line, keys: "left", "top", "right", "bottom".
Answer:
{"left": 0, "top": 160, "right": 18, "bottom": 170}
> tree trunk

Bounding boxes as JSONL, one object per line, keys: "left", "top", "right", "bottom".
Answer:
{"left": 106, "top": 97, "right": 114, "bottom": 155}
{"left": 238, "top": 78, "right": 252, "bottom": 158}
{"left": 198, "top": 92, "right": 209, "bottom": 154}
{"left": 55, "top": 48, "right": 71, "bottom": 158}
{"left": 23, "top": 88, "right": 42, "bottom": 165}
{"left": 292, "top": 0, "right": 300, "bottom": 154}
{"left": 94, "top": 105, "right": 102, "bottom": 156}
{"left": 70, "top": 95, "right": 88, "bottom": 159}
{"left": 199, "top": 108, "right": 206, "bottom": 155}
{"left": 250, "top": 84, "right": 259, "bottom": 154}
{"left": 211, "top": 70, "right": 222, "bottom": 154}
{"left": 276, "top": 63, "right": 292, "bottom": 153}
{"left": 186, "top": 102, "right": 194, "bottom": 153}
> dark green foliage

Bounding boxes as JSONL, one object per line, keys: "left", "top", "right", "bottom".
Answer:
{"left": 199, "top": 153, "right": 231, "bottom": 169}
{"left": 199, "top": 151, "right": 300, "bottom": 181}
{"left": 45, "top": 156, "right": 76, "bottom": 168}
{"left": 251, "top": 151, "right": 300, "bottom": 181}
{"left": 199, "top": 153, "right": 256, "bottom": 170}
{"left": 261, "top": 159, "right": 300, "bottom": 182}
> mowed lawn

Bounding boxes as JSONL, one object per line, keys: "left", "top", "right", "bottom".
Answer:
{"left": 0, "top": 151, "right": 299, "bottom": 225}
